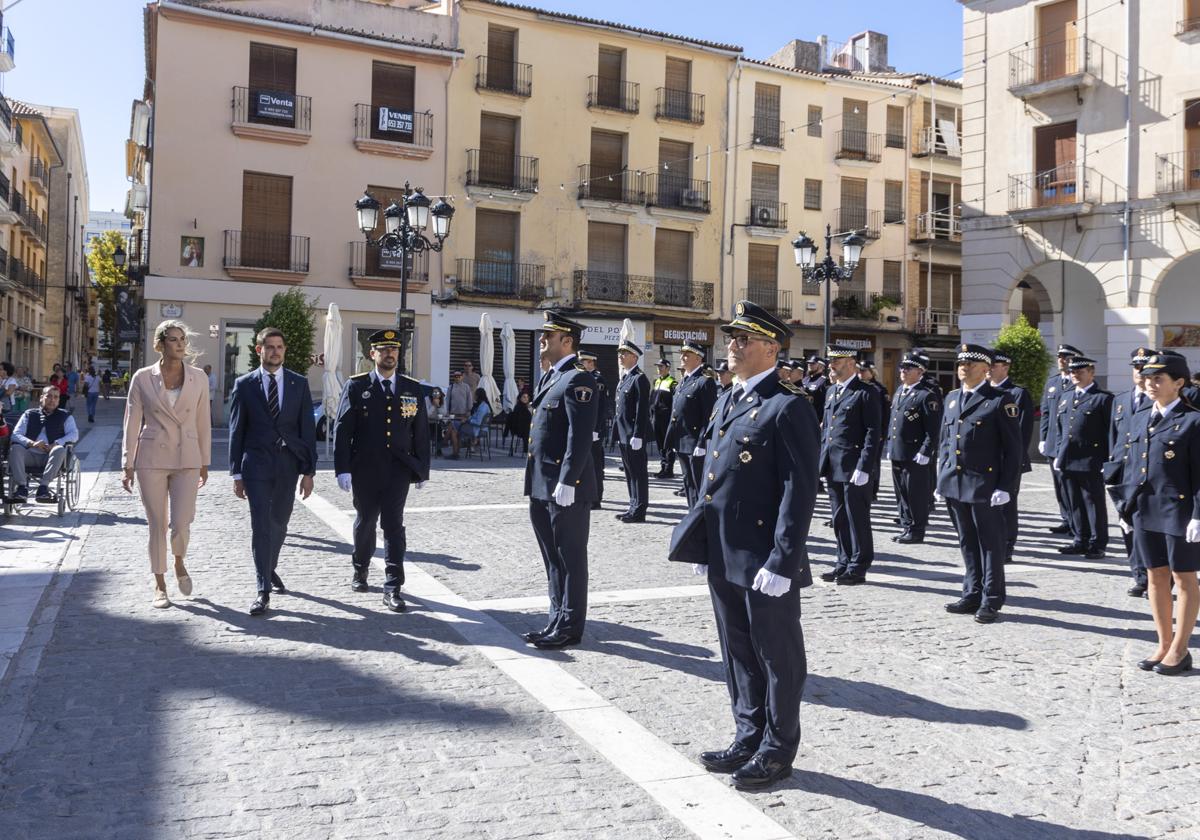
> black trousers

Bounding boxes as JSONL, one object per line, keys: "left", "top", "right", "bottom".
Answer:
{"left": 244, "top": 452, "right": 300, "bottom": 594}
{"left": 828, "top": 480, "right": 874, "bottom": 574}
{"left": 891, "top": 459, "right": 930, "bottom": 535}
{"left": 1003, "top": 474, "right": 1024, "bottom": 557}
{"left": 529, "top": 497, "right": 591, "bottom": 636}
{"left": 351, "top": 467, "right": 412, "bottom": 591}
{"left": 946, "top": 498, "right": 1007, "bottom": 609}
{"left": 591, "top": 440, "right": 605, "bottom": 502}
{"left": 1051, "top": 467, "right": 1074, "bottom": 531}
{"left": 1062, "top": 470, "right": 1108, "bottom": 551}
{"left": 654, "top": 415, "right": 674, "bottom": 473}
{"left": 708, "top": 574, "right": 805, "bottom": 764}
{"left": 678, "top": 451, "right": 702, "bottom": 507}
{"left": 1106, "top": 485, "right": 1145, "bottom": 585}
{"left": 620, "top": 442, "right": 649, "bottom": 515}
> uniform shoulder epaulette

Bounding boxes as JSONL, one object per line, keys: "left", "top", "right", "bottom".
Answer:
{"left": 574, "top": 363, "right": 587, "bottom": 371}
{"left": 399, "top": 373, "right": 420, "bottom": 384}
{"left": 350, "top": 371, "right": 371, "bottom": 380}
{"left": 780, "top": 381, "right": 810, "bottom": 399}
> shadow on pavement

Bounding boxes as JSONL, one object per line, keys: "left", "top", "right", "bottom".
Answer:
{"left": 805, "top": 675, "right": 1028, "bottom": 729}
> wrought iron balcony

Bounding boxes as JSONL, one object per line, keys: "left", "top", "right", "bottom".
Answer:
{"left": 833, "top": 207, "right": 881, "bottom": 239}
{"left": 475, "top": 56, "right": 532, "bottom": 97}
{"left": 1156, "top": 150, "right": 1200, "bottom": 195}
{"left": 916, "top": 308, "right": 960, "bottom": 336}
{"left": 0, "top": 170, "right": 8, "bottom": 203}
{"left": 17, "top": 201, "right": 46, "bottom": 243}
{"left": 456, "top": 258, "right": 546, "bottom": 300}
{"left": 655, "top": 88, "right": 704, "bottom": 124}
{"left": 913, "top": 124, "right": 962, "bottom": 158}
{"left": 224, "top": 230, "right": 310, "bottom": 274}
{"left": 466, "top": 149, "right": 539, "bottom": 193}
{"left": 232, "top": 86, "right": 311, "bottom": 133}
{"left": 0, "top": 26, "right": 13, "bottom": 72}
{"left": 746, "top": 198, "right": 787, "bottom": 229}
{"left": 912, "top": 211, "right": 962, "bottom": 243}
{"left": 1007, "top": 36, "right": 1106, "bottom": 95}
{"left": 0, "top": 91, "right": 11, "bottom": 132}
{"left": 348, "top": 241, "right": 428, "bottom": 283}
{"left": 752, "top": 116, "right": 785, "bottom": 149}
{"left": 28, "top": 157, "right": 47, "bottom": 191}
{"left": 645, "top": 174, "right": 710, "bottom": 213}
{"left": 577, "top": 166, "right": 643, "bottom": 204}
{"left": 587, "top": 76, "right": 639, "bottom": 113}
{"left": 573, "top": 269, "right": 714, "bottom": 312}
{"left": 353, "top": 104, "right": 434, "bottom": 149}
{"left": 835, "top": 129, "right": 882, "bottom": 163}
{"left": 741, "top": 286, "right": 793, "bottom": 320}
{"left": 1009, "top": 163, "right": 1102, "bottom": 212}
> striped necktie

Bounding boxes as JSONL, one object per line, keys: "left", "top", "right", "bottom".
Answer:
{"left": 266, "top": 372, "right": 279, "bottom": 418}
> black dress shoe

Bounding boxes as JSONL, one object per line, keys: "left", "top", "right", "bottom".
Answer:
{"left": 614, "top": 512, "right": 630, "bottom": 520}
{"left": 11, "top": 486, "right": 28, "bottom": 502}
{"left": 819, "top": 570, "right": 840, "bottom": 582}
{"left": 1083, "top": 550, "right": 1106, "bottom": 560}
{"left": 731, "top": 754, "right": 793, "bottom": 790}
{"left": 945, "top": 598, "right": 981, "bottom": 615}
{"left": 249, "top": 593, "right": 269, "bottom": 616}
{"left": 620, "top": 512, "right": 646, "bottom": 523}
{"left": 1136, "top": 657, "right": 1161, "bottom": 671}
{"left": 531, "top": 631, "right": 582, "bottom": 650}
{"left": 892, "top": 517, "right": 903, "bottom": 525}
{"left": 1049, "top": 523, "right": 1072, "bottom": 534}
{"left": 895, "top": 533, "right": 924, "bottom": 544}
{"left": 1152, "top": 652, "right": 1193, "bottom": 675}
{"left": 350, "top": 572, "right": 368, "bottom": 592}
{"left": 835, "top": 573, "right": 866, "bottom": 586}
{"left": 521, "top": 626, "right": 554, "bottom": 643}
{"left": 974, "top": 605, "right": 999, "bottom": 624}
{"left": 1127, "top": 584, "right": 1148, "bottom": 598}
{"left": 1057, "top": 543, "right": 1087, "bottom": 555}
{"left": 699, "top": 743, "right": 757, "bottom": 774}
{"left": 270, "top": 573, "right": 287, "bottom": 594}
{"left": 383, "top": 590, "right": 407, "bottom": 612}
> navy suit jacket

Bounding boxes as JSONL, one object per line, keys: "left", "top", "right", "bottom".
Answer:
{"left": 818, "top": 377, "right": 882, "bottom": 481}
{"left": 1039, "top": 374, "right": 1074, "bottom": 449}
{"left": 936, "top": 382, "right": 1023, "bottom": 503}
{"left": 665, "top": 369, "right": 719, "bottom": 455}
{"left": 992, "top": 378, "right": 1034, "bottom": 473}
{"left": 1055, "top": 386, "right": 1113, "bottom": 474}
{"left": 228, "top": 368, "right": 317, "bottom": 479}
{"left": 524, "top": 361, "right": 598, "bottom": 502}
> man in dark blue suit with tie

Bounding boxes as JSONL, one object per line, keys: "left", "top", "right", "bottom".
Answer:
{"left": 228, "top": 328, "right": 318, "bottom": 616}
{"left": 886, "top": 352, "right": 941, "bottom": 544}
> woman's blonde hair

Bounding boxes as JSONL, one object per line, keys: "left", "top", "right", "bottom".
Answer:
{"left": 152, "top": 319, "right": 201, "bottom": 363}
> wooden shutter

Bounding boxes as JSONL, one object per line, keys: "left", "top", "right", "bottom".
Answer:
{"left": 842, "top": 98, "right": 868, "bottom": 135}
{"left": 654, "top": 228, "right": 691, "bottom": 281}
{"left": 665, "top": 57, "right": 690, "bottom": 92}
{"left": 474, "top": 209, "right": 518, "bottom": 292}
{"left": 886, "top": 105, "right": 904, "bottom": 147}
{"left": 658, "top": 138, "right": 691, "bottom": 205}
{"left": 1038, "top": 0, "right": 1077, "bottom": 78}
{"left": 882, "top": 261, "right": 902, "bottom": 300}
{"left": 808, "top": 105, "right": 822, "bottom": 137}
{"left": 884, "top": 180, "right": 904, "bottom": 223}
{"left": 487, "top": 26, "right": 516, "bottom": 89}
{"left": 590, "top": 130, "right": 625, "bottom": 199}
{"left": 587, "top": 222, "right": 626, "bottom": 275}
{"left": 747, "top": 244, "right": 777, "bottom": 290}
{"left": 371, "top": 61, "right": 415, "bottom": 142}
{"left": 804, "top": 179, "right": 822, "bottom": 210}
{"left": 241, "top": 171, "right": 292, "bottom": 269}
{"left": 754, "top": 83, "right": 780, "bottom": 141}
{"left": 479, "top": 114, "right": 517, "bottom": 186}
{"left": 750, "top": 163, "right": 778, "bottom": 201}
{"left": 249, "top": 43, "right": 296, "bottom": 92}
{"left": 840, "top": 177, "right": 867, "bottom": 231}
{"left": 597, "top": 47, "right": 623, "bottom": 107}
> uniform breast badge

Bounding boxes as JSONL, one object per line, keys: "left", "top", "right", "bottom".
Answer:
{"left": 739, "top": 451, "right": 752, "bottom": 463}
{"left": 1165, "top": 450, "right": 1176, "bottom": 460}
{"left": 574, "top": 386, "right": 593, "bottom": 403}
{"left": 399, "top": 395, "right": 418, "bottom": 418}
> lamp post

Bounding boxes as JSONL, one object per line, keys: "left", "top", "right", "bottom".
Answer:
{"left": 355, "top": 181, "right": 454, "bottom": 374}
{"left": 792, "top": 223, "right": 866, "bottom": 353}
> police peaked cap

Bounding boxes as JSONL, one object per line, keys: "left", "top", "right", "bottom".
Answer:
{"left": 956, "top": 343, "right": 994, "bottom": 364}
{"left": 617, "top": 340, "right": 642, "bottom": 356}
{"left": 576, "top": 348, "right": 598, "bottom": 361}
{"left": 720, "top": 299, "right": 793, "bottom": 341}
{"left": 368, "top": 328, "right": 402, "bottom": 347}
{"left": 1141, "top": 353, "right": 1190, "bottom": 380}
{"left": 826, "top": 344, "right": 858, "bottom": 360}
{"left": 1068, "top": 356, "right": 1097, "bottom": 370}
{"left": 992, "top": 351, "right": 1013, "bottom": 365}
{"left": 680, "top": 340, "right": 706, "bottom": 357}
{"left": 541, "top": 310, "right": 585, "bottom": 339}
{"left": 806, "top": 355, "right": 827, "bottom": 366}
{"left": 899, "top": 352, "right": 926, "bottom": 369}
{"left": 1057, "top": 343, "right": 1082, "bottom": 357}
{"left": 1130, "top": 346, "right": 1157, "bottom": 366}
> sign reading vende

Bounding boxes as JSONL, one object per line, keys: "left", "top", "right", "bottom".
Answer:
{"left": 254, "top": 90, "right": 295, "bottom": 121}
{"left": 377, "top": 107, "right": 414, "bottom": 134}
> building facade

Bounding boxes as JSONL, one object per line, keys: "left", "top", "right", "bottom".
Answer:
{"left": 960, "top": 0, "right": 1200, "bottom": 382}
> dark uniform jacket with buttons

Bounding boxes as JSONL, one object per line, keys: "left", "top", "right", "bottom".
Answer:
{"left": 334, "top": 372, "right": 430, "bottom": 482}
{"left": 586, "top": 368, "right": 608, "bottom": 437}
{"left": 613, "top": 368, "right": 652, "bottom": 445}
{"left": 818, "top": 377, "right": 883, "bottom": 482}
{"left": 936, "top": 382, "right": 1023, "bottom": 503}
{"left": 885, "top": 382, "right": 942, "bottom": 462}
{"left": 1119, "top": 402, "right": 1200, "bottom": 536}
{"left": 671, "top": 375, "right": 820, "bottom": 589}
{"left": 1040, "top": 374, "right": 1074, "bottom": 449}
{"left": 991, "top": 379, "right": 1034, "bottom": 473}
{"left": 1054, "top": 385, "right": 1113, "bottom": 473}
{"left": 1104, "top": 389, "right": 1152, "bottom": 484}
{"left": 523, "top": 361, "right": 599, "bottom": 503}
{"left": 801, "top": 374, "right": 829, "bottom": 417}
{"left": 664, "top": 369, "right": 719, "bottom": 456}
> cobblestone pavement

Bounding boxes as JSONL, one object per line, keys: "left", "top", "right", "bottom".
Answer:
{"left": 1, "top": 413, "right": 1197, "bottom": 839}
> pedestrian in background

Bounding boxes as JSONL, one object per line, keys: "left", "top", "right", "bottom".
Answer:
{"left": 14, "top": 366, "right": 32, "bottom": 412}
{"left": 1, "top": 362, "right": 16, "bottom": 414}
{"left": 651, "top": 359, "right": 677, "bottom": 479}
{"left": 121, "top": 320, "right": 212, "bottom": 609}
{"left": 577, "top": 349, "right": 606, "bottom": 508}
{"left": 101, "top": 368, "right": 113, "bottom": 400}
{"left": 462, "top": 359, "right": 481, "bottom": 392}
{"left": 886, "top": 352, "right": 941, "bottom": 545}
{"left": 82, "top": 366, "right": 101, "bottom": 423}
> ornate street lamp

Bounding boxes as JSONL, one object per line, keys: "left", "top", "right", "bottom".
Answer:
{"left": 793, "top": 223, "right": 868, "bottom": 353}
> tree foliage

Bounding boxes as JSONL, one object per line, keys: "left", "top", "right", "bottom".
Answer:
{"left": 250, "top": 288, "right": 318, "bottom": 373}
{"left": 86, "top": 229, "right": 130, "bottom": 364}
{"left": 994, "top": 315, "right": 1053, "bottom": 399}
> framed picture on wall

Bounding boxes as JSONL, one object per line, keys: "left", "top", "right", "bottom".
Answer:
{"left": 180, "top": 236, "right": 204, "bottom": 268}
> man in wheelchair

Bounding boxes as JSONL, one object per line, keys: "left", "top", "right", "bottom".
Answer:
{"left": 8, "top": 385, "right": 79, "bottom": 503}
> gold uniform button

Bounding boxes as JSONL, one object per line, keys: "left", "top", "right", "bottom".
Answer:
{"left": 756, "top": 519, "right": 764, "bottom": 526}
{"left": 704, "top": 494, "right": 712, "bottom": 502}
{"left": 957, "top": 465, "right": 962, "bottom": 470}
{"left": 719, "top": 429, "right": 726, "bottom": 437}
{"left": 386, "top": 432, "right": 391, "bottom": 437}
{"left": 708, "top": 472, "right": 715, "bottom": 481}
{"left": 955, "top": 449, "right": 961, "bottom": 455}
{"left": 712, "top": 451, "right": 719, "bottom": 458}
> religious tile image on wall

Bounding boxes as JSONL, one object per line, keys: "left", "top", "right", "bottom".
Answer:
{"left": 181, "top": 236, "right": 204, "bottom": 268}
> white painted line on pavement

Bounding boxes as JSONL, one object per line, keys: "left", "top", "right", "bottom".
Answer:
{"left": 476, "top": 584, "right": 710, "bottom": 612}
{"left": 404, "top": 502, "right": 529, "bottom": 513}
{"left": 302, "top": 490, "right": 795, "bottom": 840}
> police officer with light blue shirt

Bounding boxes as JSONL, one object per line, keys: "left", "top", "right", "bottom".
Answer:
{"left": 1106, "top": 347, "right": 1156, "bottom": 596}
{"left": 1040, "top": 344, "right": 1080, "bottom": 535}
{"left": 665, "top": 340, "right": 719, "bottom": 507}
{"left": 613, "top": 339, "right": 652, "bottom": 522}
{"left": 886, "top": 352, "right": 941, "bottom": 543}
{"left": 1054, "top": 356, "right": 1113, "bottom": 558}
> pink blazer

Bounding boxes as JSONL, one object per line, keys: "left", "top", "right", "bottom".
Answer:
{"left": 122, "top": 362, "right": 212, "bottom": 470}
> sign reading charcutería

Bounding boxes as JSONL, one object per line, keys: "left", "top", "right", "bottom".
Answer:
{"left": 254, "top": 90, "right": 296, "bottom": 121}
{"left": 377, "top": 107, "right": 414, "bottom": 134}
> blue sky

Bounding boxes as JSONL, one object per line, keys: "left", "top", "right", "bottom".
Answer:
{"left": 0, "top": 0, "right": 963, "bottom": 214}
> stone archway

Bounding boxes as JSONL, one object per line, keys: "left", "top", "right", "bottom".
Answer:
{"left": 1007, "top": 274, "right": 1054, "bottom": 331}
{"left": 1151, "top": 250, "right": 1200, "bottom": 372}
{"left": 1006, "top": 260, "right": 1108, "bottom": 377}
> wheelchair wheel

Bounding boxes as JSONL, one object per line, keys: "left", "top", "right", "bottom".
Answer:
{"left": 65, "top": 455, "right": 82, "bottom": 512}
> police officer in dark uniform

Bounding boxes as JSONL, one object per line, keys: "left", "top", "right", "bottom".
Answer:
{"left": 669, "top": 299, "right": 820, "bottom": 790}
{"left": 1106, "top": 347, "right": 1155, "bottom": 596}
{"left": 665, "top": 340, "right": 719, "bottom": 507}
{"left": 334, "top": 328, "right": 431, "bottom": 612}
{"left": 913, "top": 350, "right": 943, "bottom": 511}
{"left": 1054, "top": 356, "right": 1113, "bottom": 559}
{"left": 651, "top": 359, "right": 677, "bottom": 478}
{"left": 577, "top": 349, "right": 607, "bottom": 511}
{"left": 614, "top": 339, "right": 652, "bottom": 522}
{"left": 988, "top": 351, "right": 1035, "bottom": 562}
{"left": 886, "top": 352, "right": 941, "bottom": 543}
{"left": 523, "top": 312, "right": 599, "bottom": 649}
{"left": 818, "top": 345, "right": 883, "bottom": 585}
{"left": 801, "top": 355, "right": 829, "bottom": 417}
{"left": 1040, "top": 344, "right": 1080, "bottom": 535}
{"left": 715, "top": 360, "right": 734, "bottom": 393}
{"left": 858, "top": 359, "right": 890, "bottom": 502}
{"left": 939, "top": 344, "right": 1023, "bottom": 624}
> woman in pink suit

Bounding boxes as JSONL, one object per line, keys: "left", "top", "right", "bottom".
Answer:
{"left": 122, "top": 320, "right": 211, "bottom": 608}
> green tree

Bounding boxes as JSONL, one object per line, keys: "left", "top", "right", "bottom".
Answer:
{"left": 86, "top": 229, "right": 130, "bottom": 366}
{"left": 250, "top": 288, "right": 318, "bottom": 373}
{"left": 994, "top": 315, "right": 1053, "bottom": 398}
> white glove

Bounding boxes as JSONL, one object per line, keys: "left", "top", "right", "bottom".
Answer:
{"left": 1038, "top": 441, "right": 1047, "bottom": 456}
{"left": 693, "top": 446, "right": 706, "bottom": 457}
{"left": 336, "top": 473, "right": 352, "bottom": 493}
{"left": 913, "top": 453, "right": 930, "bottom": 466}
{"left": 1118, "top": 518, "right": 1133, "bottom": 535}
{"left": 630, "top": 437, "right": 643, "bottom": 451}
{"left": 552, "top": 483, "right": 576, "bottom": 507}
{"left": 989, "top": 490, "right": 1010, "bottom": 507}
{"left": 752, "top": 568, "right": 791, "bottom": 597}
{"left": 850, "top": 469, "right": 869, "bottom": 487}
{"left": 934, "top": 491, "right": 945, "bottom": 503}
{"left": 692, "top": 564, "right": 707, "bottom": 576}
{"left": 592, "top": 432, "right": 599, "bottom": 442}
{"left": 415, "top": 481, "right": 426, "bottom": 490}
{"left": 1053, "top": 459, "right": 1063, "bottom": 471}
{"left": 1187, "top": 519, "right": 1200, "bottom": 544}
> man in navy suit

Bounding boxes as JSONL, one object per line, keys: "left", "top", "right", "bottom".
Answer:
{"left": 228, "top": 328, "right": 318, "bottom": 616}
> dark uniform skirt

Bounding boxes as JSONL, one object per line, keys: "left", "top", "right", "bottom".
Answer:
{"left": 1134, "top": 529, "right": 1200, "bottom": 573}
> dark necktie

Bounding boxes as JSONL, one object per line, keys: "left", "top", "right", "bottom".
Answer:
{"left": 724, "top": 386, "right": 744, "bottom": 419}
{"left": 538, "top": 369, "right": 552, "bottom": 390}
{"left": 382, "top": 378, "right": 393, "bottom": 400}
{"left": 1149, "top": 408, "right": 1162, "bottom": 429}
{"left": 1135, "top": 392, "right": 1145, "bottom": 411}
{"left": 266, "top": 372, "right": 279, "bottom": 419}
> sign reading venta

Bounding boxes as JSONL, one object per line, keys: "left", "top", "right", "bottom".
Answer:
{"left": 254, "top": 90, "right": 296, "bottom": 121}
{"left": 377, "top": 107, "right": 414, "bottom": 134}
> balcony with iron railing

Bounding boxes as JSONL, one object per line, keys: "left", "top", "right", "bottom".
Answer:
{"left": 915, "top": 307, "right": 960, "bottom": 336}
{"left": 0, "top": 25, "right": 14, "bottom": 72}
{"left": 655, "top": 88, "right": 704, "bottom": 125}
{"left": 476, "top": 55, "right": 533, "bottom": 97}
{"left": 1156, "top": 149, "right": 1200, "bottom": 195}
{"left": 645, "top": 174, "right": 710, "bottom": 214}
{"left": 17, "top": 201, "right": 46, "bottom": 244}
{"left": 833, "top": 291, "right": 901, "bottom": 325}
{"left": 573, "top": 269, "right": 714, "bottom": 313}
{"left": 353, "top": 104, "right": 434, "bottom": 157}
{"left": 1008, "top": 163, "right": 1120, "bottom": 215}
{"left": 913, "top": 124, "right": 962, "bottom": 158}
{"left": 231, "top": 86, "right": 312, "bottom": 143}
{"left": 9, "top": 260, "right": 44, "bottom": 299}
{"left": 833, "top": 207, "right": 882, "bottom": 239}
{"left": 911, "top": 211, "right": 962, "bottom": 244}
{"left": 587, "top": 76, "right": 639, "bottom": 114}
{"left": 0, "top": 91, "right": 11, "bottom": 133}
{"left": 746, "top": 198, "right": 788, "bottom": 230}
{"left": 1179, "top": 15, "right": 1200, "bottom": 39}
{"left": 834, "top": 129, "right": 882, "bottom": 163}
{"left": 466, "top": 149, "right": 539, "bottom": 194}
{"left": 577, "top": 166, "right": 643, "bottom": 205}
{"left": 0, "top": 171, "right": 11, "bottom": 224}
{"left": 28, "top": 157, "right": 47, "bottom": 193}
{"left": 347, "top": 241, "right": 429, "bottom": 291}
{"left": 224, "top": 230, "right": 310, "bottom": 279}
{"left": 1007, "top": 35, "right": 1108, "bottom": 98}
{"left": 741, "top": 286, "right": 793, "bottom": 321}
{"left": 751, "top": 115, "right": 785, "bottom": 149}
{"left": 456, "top": 258, "right": 547, "bottom": 300}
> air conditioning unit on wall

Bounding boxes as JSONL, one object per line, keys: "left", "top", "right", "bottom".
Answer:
{"left": 753, "top": 205, "right": 777, "bottom": 227}
{"left": 681, "top": 189, "right": 705, "bottom": 208}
